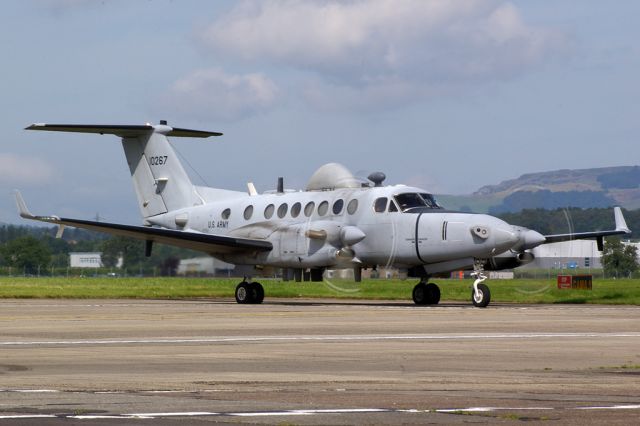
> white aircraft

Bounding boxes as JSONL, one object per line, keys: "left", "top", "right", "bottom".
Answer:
{"left": 16, "top": 121, "right": 632, "bottom": 307}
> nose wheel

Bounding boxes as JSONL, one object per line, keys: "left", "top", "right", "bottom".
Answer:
{"left": 235, "top": 281, "right": 264, "bottom": 304}
{"left": 412, "top": 282, "right": 440, "bottom": 305}
{"left": 470, "top": 269, "right": 491, "bottom": 308}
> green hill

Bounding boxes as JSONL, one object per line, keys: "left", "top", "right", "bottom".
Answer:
{"left": 437, "top": 166, "right": 640, "bottom": 213}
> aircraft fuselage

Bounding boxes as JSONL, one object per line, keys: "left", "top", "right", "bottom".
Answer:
{"left": 145, "top": 184, "right": 519, "bottom": 274}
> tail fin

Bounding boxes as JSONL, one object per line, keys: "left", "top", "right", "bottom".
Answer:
{"left": 26, "top": 122, "right": 222, "bottom": 218}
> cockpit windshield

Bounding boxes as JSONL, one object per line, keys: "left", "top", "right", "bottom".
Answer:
{"left": 420, "top": 193, "right": 441, "bottom": 209}
{"left": 394, "top": 193, "right": 442, "bottom": 212}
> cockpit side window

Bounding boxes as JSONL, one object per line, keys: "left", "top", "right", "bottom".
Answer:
{"left": 373, "top": 197, "right": 387, "bottom": 213}
{"left": 394, "top": 193, "right": 426, "bottom": 211}
{"left": 419, "top": 193, "right": 442, "bottom": 209}
{"left": 388, "top": 200, "right": 398, "bottom": 212}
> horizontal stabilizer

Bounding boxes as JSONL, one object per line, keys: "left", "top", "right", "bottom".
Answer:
{"left": 25, "top": 123, "right": 222, "bottom": 138}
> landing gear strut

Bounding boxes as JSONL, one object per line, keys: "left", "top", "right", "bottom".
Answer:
{"left": 471, "top": 260, "right": 491, "bottom": 308}
{"left": 412, "top": 281, "right": 440, "bottom": 305}
{"left": 235, "top": 281, "right": 264, "bottom": 304}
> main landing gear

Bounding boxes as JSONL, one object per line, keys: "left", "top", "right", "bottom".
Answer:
{"left": 235, "top": 281, "right": 264, "bottom": 304}
{"left": 412, "top": 281, "right": 441, "bottom": 305}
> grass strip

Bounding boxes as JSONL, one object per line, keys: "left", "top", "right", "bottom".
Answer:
{"left": 0, "top": 277, "right": 639, "bottom": 305}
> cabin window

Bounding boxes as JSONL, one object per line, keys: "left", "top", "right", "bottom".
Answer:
{"left": 332, "top": 199, "right": 344, "bottom": 215}
{"left": 304, "top": 201, "right": 315, "bottom": 217}
{"left": 264, "top": 204, "right": 275, "bottom": 219}
{"left": 388, "top": 200, "right": 398, "bottom": 212}
{"left": 347, "top": 199, "right": 358, "bottom": 215}
{"left": 277, "top": 203, "right": 288, "bottom": 218}
{"left": 318, "top": 201, "right": 329, "bottom": 216}
{"left": 374, "top": 197, "right": 388, "bottom": 213}
{"left": 221, "top": 208, "right": 231, "bottom": 220}
{"left": 243, "top": 205, "right": 253, "bottom": 220}
{"left": 291, "top": 202, "right": 301, "bottom": 218}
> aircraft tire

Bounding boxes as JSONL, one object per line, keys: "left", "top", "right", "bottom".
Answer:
{"left": 412, "top": 283, "right": 428, "bottom": 305}
{"left": 235, "top": 282, "right": 253, "bottom": 304}
{"left": 471, "top": 283, "right": 491, "bottom": 308}
{"left": 251, "top": 282, "right": 264, "bottom": 304}
{"left": 425, "top": 283, "right": 440, "bottom": 305}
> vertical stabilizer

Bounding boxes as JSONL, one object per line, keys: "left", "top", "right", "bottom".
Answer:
{"left": 122, "top": 130, "right": 196, "bottom": 217}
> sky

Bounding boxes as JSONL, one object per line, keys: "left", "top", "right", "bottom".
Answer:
{"left": 1, "top": 0, "right": 638, "bottom": 225}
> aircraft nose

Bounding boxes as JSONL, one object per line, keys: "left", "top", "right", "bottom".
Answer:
{"left": 493, "top": 226, "right": 519, "bottom": 251}
{"left": 519, "top": 229, "right": 546, "bottom": 250}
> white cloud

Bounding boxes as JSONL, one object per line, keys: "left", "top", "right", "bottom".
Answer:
{"left": 0, "top": 154, "right": 55, "bottom": 185}
{"left": 159, "top": 68, "right": 279, "bottom": 122}
{"left": 198, "top": 0, "right": 567, "bottom": 109}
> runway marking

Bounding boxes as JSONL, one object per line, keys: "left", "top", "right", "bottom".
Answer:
{"left": 0, "top": 415, "right": 58, "bottom": 419}
{"left": 577, "top": 404, "right": 640, "bottom": 410}
{"left": 1, "top": 332, "right": 639, "bottom": 347}
{"left": 2, "top": 405, "right": 640, "bottom": 420}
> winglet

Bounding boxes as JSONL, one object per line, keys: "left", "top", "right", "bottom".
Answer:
{"left": 614, "top": 206, "right": 631, "bottom": 233}
{"left": 14, "top": 190, "right": 35, "bottom": 219}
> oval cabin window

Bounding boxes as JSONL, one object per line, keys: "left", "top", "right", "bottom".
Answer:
{"left": 264, "top": 204, "right": 275, "bottom": 219}
{"left": 243, "top": 205, "right": 253, "bottom": 220}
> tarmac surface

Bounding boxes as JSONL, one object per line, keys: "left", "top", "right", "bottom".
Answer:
{"left": 0, "top": 298, "right": 639, "bottom": 424}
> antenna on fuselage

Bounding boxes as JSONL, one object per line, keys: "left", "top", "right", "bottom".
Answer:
{"left": 277, "top": 177, "right": 284, "bottom": 193}
{"left": 368, "top": 172, "right": 386, "bottom": 187}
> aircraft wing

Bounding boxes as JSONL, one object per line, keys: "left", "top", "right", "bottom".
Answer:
{"left": 15, "top": 192, "right": 271, "bottom": 255}
{"left": 542, "top": 207, "right": 631, "bottom": 248}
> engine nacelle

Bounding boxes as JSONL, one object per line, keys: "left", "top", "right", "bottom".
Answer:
{"left": 485, "top": 251, "right": 535, "bottom": 271}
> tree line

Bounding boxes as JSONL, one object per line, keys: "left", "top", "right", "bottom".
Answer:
{"left": 1, "top": 205, "right": 638, "bottom": 277}
{"left": 0, "top": 224, "right": 199, "bottom": 276}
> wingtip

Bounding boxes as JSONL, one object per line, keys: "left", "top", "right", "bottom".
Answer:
{"left": 614, "top": 206, "right": 631, "bottom": 233}
{"left": 14, "top": 190, "right": 34, "bottom": 219}
{"left": 24, "top": 123, "right": 44, "bottom": 130}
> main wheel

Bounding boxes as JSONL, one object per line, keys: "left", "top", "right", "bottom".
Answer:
{"left": 412, "top": 283, "right": 428, "bottom": 305}
{"left": 235, "top": 282, "right": 253, "bottom": 304}
{"left": 471, "top": 283, "right": 491, "bottom": 308}
{"left": 425, "top": 283, "right": 440, "bottom": 305}
{"left": 250, "top": 282, "right": 264, "bottom": 304}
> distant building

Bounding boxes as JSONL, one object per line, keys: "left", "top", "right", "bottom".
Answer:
{"left": 523, "top": 240, "right": 640, "bottom": 269}
{"left": 177, "top": 256, "right": 235, "bottom": 276}
{"left": 69, "top": 252, "right": 103, "bottom": 268}
{"left": 524, "top": 240, "right": 602, "bottom": 269}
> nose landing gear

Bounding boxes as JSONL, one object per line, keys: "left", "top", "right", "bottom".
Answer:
{"left": 471, "top": 261, "right": 491, "bottom": 308}
{"left": 412, "top": 281, "right": 440, "bottom": 305}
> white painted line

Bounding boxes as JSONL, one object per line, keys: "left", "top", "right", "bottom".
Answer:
{"left": 0, "top": 415, "right": 57, "bottom": 419}
{"left": 128, "top": 412, "right": 218, "bottom": 417}
{"left": 2, "top": 404, "right": 640, "bottom": 420}
{"left": 577, "top": 405, "right": 640, "bottom": 410}
{"left": 300, "top": 408, "right": 390, "bottom": 414}
{"left": 436, "top": 407, "right": 554, "bottom": 413}
{"left": 1, "top": 332, "right": 638, "bottom": 347}
{"left": 228, "top": 411, "right": 314, "bottom": 417}
{"left": 70, "top": 415, "right": 139, "bottom": 419}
